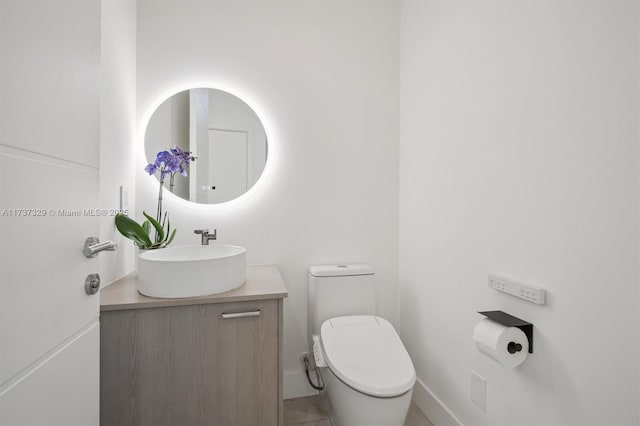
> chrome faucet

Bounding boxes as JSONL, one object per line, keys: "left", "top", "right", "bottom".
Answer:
{"left": 194, "top": 229, "right": 217, "bottom": 245}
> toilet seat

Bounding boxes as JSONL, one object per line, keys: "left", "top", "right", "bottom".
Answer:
{"left": 320, "top": 315, "right": 416, "bottom": 398}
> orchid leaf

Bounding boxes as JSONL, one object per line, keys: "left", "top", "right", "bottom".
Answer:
{"left": 142, "top": 220, "right": 151, "bottom": 236}
{"left": 115, "top": 213, "right": 153, "bottom": 248}
{"left": 143, "top": 211, "right": 164, "bottom": 242}
{"left": 166, "top": 229, "right": 177, "bottom": 246}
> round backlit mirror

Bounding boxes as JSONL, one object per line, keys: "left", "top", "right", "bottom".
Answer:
{"left": 144, "top": 88, "right": 268, "bottom": 204}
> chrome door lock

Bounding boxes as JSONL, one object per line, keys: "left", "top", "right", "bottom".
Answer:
{"left": 85, "top": 273, "right": 101, "bottom": 295}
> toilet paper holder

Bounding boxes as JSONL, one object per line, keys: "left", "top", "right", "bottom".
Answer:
{"left": 478, "top": 310, "right": 533, "bottom": 353}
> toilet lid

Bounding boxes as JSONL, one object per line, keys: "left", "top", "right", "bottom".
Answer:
{"left": 320, "top": 315, "right": 416, "bottom": 397}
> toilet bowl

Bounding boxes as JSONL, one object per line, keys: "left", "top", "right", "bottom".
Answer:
{"left": 318, "top": 315, "right": 415, "bottom": 426}
{"left": 308, "top": 265, "right": 416, "bottom": 426}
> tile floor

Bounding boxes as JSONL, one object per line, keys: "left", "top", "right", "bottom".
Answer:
{"left": 284, "top": 395, "right": 433, "bottom": 426}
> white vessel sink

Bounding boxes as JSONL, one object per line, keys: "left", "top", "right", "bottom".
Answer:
{"left": 137, "top": 245, "right": 247, "bottom": 298}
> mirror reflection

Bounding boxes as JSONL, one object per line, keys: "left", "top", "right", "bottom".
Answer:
{"left": 145, "top": 88, "right": 268, "bottom": 204}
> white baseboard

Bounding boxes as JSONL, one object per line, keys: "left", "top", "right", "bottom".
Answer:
{"left": 412, "top": 377, "right": 464, "bottom": 426}
{"left": 284, "top": 369, "right": 318, "bottom": 399}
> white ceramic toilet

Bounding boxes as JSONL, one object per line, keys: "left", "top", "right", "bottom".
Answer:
{"left": 308, "top": 264, "right": 416, "bottom": 426}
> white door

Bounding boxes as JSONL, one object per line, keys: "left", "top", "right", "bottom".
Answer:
{"left": 206, "top": 129, "right": 248, "bottom": 203}
{"left": 0, "top": 1, "right": 101, "bottom": 425}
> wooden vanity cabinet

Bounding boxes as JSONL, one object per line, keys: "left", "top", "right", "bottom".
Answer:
{"left": 99, "top": 267, "right": 286, "bottom": 426}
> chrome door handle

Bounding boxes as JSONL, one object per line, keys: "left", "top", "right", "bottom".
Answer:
{"left": 84, "top": 237, "right": 118, "bottom": 258}
{"left": 221, "top": 310, "right": 261, "bottom": 319}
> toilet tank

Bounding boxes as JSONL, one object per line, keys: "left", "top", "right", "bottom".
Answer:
{"left": 307, "top": 264, "right": 375, "bottom": 345}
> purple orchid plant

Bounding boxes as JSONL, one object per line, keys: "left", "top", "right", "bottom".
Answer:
{"left": 144, "top": 146, "right": 196, "bottom": 240}
{"left": 114, "top": 146, "right": 196, "bottom": 250}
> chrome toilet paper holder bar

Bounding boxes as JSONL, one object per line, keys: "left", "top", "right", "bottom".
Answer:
{"left": 478, "top": 310, "right": 533, "bottom": 353}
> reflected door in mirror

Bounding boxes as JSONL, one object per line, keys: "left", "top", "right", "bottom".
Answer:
{"left": 200, "top": 129, "right": 248, "bottom": 204}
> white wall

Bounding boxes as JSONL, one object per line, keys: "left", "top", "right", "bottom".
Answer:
{"left": 399, "top": 1, "right": 639, "bottom": 425}
{"left": 100, "top": 0, "right": 137, "bottom": 286}
{"left": 136, "top": 0, "right": 400, "bottom": 397}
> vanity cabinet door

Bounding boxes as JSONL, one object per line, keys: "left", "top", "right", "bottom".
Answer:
{"left": 211, "top": 300, "right": 280, "bottom": 425}
{"left": 100, "top": 299, "right": 281, "bottom": 426}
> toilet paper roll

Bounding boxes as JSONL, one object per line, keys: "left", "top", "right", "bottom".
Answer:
{"left": 473, "top": 318, "right": 529, "bottom": 368}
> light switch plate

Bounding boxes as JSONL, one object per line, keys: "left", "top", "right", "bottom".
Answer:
{"left": 119, "top": 185, "right": 129, "bottom": 212}
{"left": 471, "top": 371, "right": 486, "bottom": 411}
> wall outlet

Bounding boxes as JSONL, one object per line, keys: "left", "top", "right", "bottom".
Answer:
{"left": 488, "top": 274, "right": 546, "bottom": 305}
{"left": 470, "top": 371, "right": 486, "bottom": 411}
